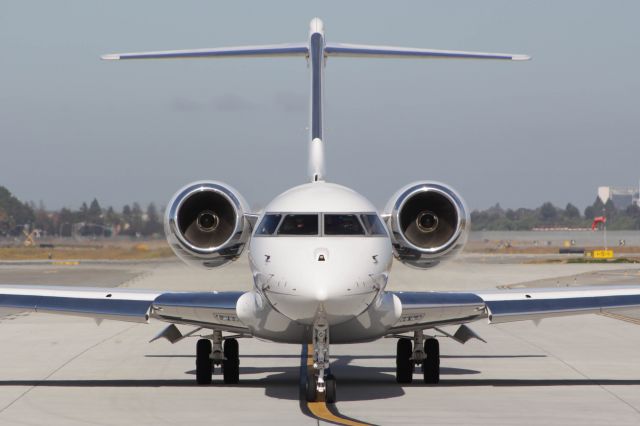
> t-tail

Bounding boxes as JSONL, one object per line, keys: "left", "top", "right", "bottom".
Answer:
{"left": 102, "top": 18, "right": 530, "bottom": 183}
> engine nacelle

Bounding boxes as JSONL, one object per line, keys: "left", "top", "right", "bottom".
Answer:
{"left": 384, "top": 181, "right": 469, "bottom": 268}
{"left": 165, "top": 181, "right": 251, "bottom": 268}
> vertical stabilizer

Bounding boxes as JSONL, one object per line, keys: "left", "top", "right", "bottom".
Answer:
{"left": 308, "top": 18, "right": 326, "bottom": 182}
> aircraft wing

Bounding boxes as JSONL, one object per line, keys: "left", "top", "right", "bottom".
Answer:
{"left": 389, "top": 285, "right": 640, "bottom": 333}
{"left": 0, "top": 285, "right": 248, "bottom": 333}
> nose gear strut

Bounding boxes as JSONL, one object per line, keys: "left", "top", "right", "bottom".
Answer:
{"left": 306, "top": 314, "right": 337, "bottom": 402}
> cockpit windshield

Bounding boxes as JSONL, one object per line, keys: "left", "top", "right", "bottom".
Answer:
{"left": 324, "top": 214, "right": 365, "bottom": 235}
{"left": 277, "top": 214, "right": 319, "bottom": 235}
{"left": 254, "top": 212, "right": 387, "bottom": 237}
{"left": 360, "top": 214, "right": 388, "bottom": 236}
{"left": 256, "top": 214, "right": 282, "bottom": 235}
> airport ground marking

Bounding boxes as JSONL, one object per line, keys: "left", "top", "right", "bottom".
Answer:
{"left": 301, "top": 344, "right": 372, "bottom": 426}
{"left": 50, "top": 261, "right": 80, "bottom": 266}
{"left": 598, "top": 311, "right": 640, "bottom": 326}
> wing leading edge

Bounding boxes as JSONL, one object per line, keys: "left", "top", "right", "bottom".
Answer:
{"left": 390, "top": 285, "right": 640, "bottom": 333}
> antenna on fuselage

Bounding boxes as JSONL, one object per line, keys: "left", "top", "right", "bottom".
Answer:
{"left": 101, "top": 18, "right": 529, "bottom": 184}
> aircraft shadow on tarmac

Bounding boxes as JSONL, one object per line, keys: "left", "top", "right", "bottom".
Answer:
{"left": 3, "top": 353, "right": 640, "bottom": 402}
{"left": 144, "top": 353, "right": 548, "bottom": 360}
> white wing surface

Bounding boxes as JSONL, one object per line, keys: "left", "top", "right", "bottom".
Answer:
{"left": 390, "top": 285, "right": 640, "bottom": 333}
{"left": 0, "top": 285, "right": 248, "bottom": 332}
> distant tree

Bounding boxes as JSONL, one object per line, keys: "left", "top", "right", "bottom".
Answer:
{"left": 144, "top": 203, "right": 163, "bottom": 236}
{"left": 58, "top": 207, "right": 74, "bottom": 236}
{"left": 564, "top": 203, "right": 580, "bottom": 219}
{"left": 33, "top": 200, "right": 54, "bottom": 235}
{"left": 539, "top": 202, "right": 558, "bottom": 222}
{"left": 0, "top": 185, "right": 35, "bottom": 230}
{"left": 79, "top": 202, "right": 89, "bottom": 221}
{"left": 88, "top": 198, "right": 103, "bottom": 224}
{"left": 604, "top": 199, "right": 616, "bottom": 218}
{"left": 130, "top": 202, "right": 144, "bottom": 235}
{"left": 104, "top": 206, "right": 117, "bottom": 223}
{"left": 584, "top": 197, "right": 605, "bottom": 219}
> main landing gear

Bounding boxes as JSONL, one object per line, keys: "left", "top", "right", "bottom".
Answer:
{"left": 306, "top": 316, "right": 337, "bottom": 403}
{"left": 396, "top": 330, "right": 440, "bottom": 384}
{"left": 195, "top": 330, "right": 240, "bottom": 385}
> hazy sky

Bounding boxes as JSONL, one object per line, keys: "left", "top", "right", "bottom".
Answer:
{"left": 2, "top": 1, "right": 639, "bottom": 212}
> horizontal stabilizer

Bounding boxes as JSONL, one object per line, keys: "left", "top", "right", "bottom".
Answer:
{"left": 101, "top": 43, "right": 308, "bottom": 61}
{"left": 325, "top": 43, "right": 530, "bottom": 61}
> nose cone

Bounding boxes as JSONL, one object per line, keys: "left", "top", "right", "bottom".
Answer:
{"left": 315, "top": 287, "right": 328, "bottom": 302}
{"left": 253, "top": 238, "right": 392, "bottom": 326}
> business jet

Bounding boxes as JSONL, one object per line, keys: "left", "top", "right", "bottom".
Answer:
{"left": 2, "top": 18, "right": 640, "bottom": 404}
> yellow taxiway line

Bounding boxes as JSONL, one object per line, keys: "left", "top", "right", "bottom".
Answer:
{"left": 599, "top": 311, "right": 640, "bottom": 326}
{"left": 303, "top": 344, "right": 372, "bottom": 426}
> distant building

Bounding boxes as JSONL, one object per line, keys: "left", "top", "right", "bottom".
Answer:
{"left": 598, "top": 186, "right": 639, "bottom": 209}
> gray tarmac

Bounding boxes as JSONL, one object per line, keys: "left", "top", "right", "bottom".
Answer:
{"left": 1, "top": 256, "right": 640, "bottom": 425}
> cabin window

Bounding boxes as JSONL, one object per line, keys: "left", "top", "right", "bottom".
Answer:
{"left": 360, "top": 214, "right": 388, "bottom": 236}
{"left": 324, "top": 214, "right": 365, "bottom": 235}
{"left": 277, "top": 214, "right": 319, "bottom": 235}
{"left": 256, "top": 214, "right": 282, "bottom": 235}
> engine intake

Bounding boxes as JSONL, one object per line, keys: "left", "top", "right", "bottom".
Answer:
{"left": 385, "top": 181, "right": 469, "bottom": 268}
{"left": 165, "top": 181, "right": 250, "bottom": 268}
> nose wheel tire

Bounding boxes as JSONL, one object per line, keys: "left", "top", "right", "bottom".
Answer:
{"left": 325, "top": 374, "right": 337, "bottom": 403}
{"left": 306, "top": 374, "right": 318, "bottom": 402}
{"left": 422, "top": 338, "right": 440, "bottom": 384}
{"left": 223, "top": 338, "right": 240, "bottom": 384}
{"left": 196, "top": 338, "right": 213, "bottom": 385}
{"left": 395, "top": 337, "right": 414, "bottom": 383}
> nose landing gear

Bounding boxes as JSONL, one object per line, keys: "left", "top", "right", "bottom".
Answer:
{"left": 195, "top": 330, "right": 240, "bottom": 385}
{"left": 306, "top": 316, "right": 337, "bottom": 403}
{"left": 395, "top": 330, "right": 440, "bottom": 384}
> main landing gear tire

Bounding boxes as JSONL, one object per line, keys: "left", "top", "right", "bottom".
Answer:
{"left": 196, "top": 338, "right": 212, "bottom": 385}
{"left": 223, "top": 338, "right": 240, "bottom": 384}
{"left": 422, "top": 338, "right": 440, "bottom": 384}
{"left": 325, "top": 374, "right": 337, "bottom": 403}
{"left": 396, "top": 337, "right": 414, "bottom": 384}
{"left": 306, "top": 374, "right": 318, "bottom": 402}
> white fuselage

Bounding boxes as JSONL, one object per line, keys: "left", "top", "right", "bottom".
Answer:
{"left": 246, "top": 182, "right": 394, "bottom": 332}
